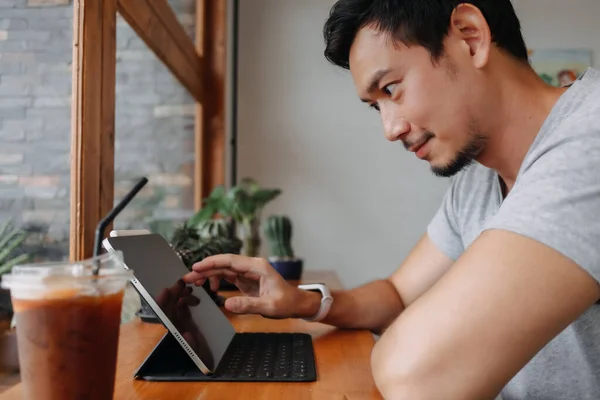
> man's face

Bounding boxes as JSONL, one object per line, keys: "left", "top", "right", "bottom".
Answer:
{"left": 348, "top": 26, "right": 487, "bottom": 177}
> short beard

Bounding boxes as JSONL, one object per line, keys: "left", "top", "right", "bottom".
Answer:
{"left": 429, "top": 56, "right": 486, "bottom": 177}
{"left": 431, "top": 132, "right": 487, "bottom": 178}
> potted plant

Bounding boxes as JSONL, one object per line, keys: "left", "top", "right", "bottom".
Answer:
{"left": 0, "top": 220, "right": 31, "bottom": 373}
{"left": 263, "top": 214, "right": 303, "bottom": 280}
{"left": 187, "top": 178, "right": 281, "bottom": 257}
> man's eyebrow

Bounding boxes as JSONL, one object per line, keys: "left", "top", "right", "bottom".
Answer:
{"left": 360, "top": 68, "right": 392, "bottom": 102}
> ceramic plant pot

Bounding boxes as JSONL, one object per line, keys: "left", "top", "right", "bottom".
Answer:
{"left": 268, "top": 258, "right": 304, "bottom": 281}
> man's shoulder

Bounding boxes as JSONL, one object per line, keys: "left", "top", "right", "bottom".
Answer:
{"left": 553, "top": 67, "right": 600, "bottom": 129}
{"left": 520, "top": 68, "right": 600, "bottom": 176}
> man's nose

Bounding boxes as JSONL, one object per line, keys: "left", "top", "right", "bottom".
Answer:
{"left": 382, "top": 109, "right": 410, "bottom": 142}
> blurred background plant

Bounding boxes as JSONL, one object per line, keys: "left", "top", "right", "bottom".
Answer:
{"left": 187, "top": 177, "right": 281, "bottom": 257}
{"left": 0, "top": 221, "right": 30, "bottom": 277}
{"left": 14, "top": 222, "right": 67, "bottom": 263}
{"left": 263, "top": 214, "right": 295, "bottom": 260}
{"left": 0, "top": 220, "right": 31, "bottom": 330}
{"left": 263, "top": 214, "right": 304, "bottom": 280}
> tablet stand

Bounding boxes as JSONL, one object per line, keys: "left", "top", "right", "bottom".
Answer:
{"left": 134, "top": 331, "right": 211, "bottom": 381}
{"left": 133, "top": 330, "right": 319, "bottom": 383}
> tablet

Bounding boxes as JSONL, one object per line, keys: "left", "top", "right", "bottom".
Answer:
{"left": 103, "top": 233, "right": 235, "bottom": 374}
{"left": 102, "top": 233, "right": 317, "bottom": 382}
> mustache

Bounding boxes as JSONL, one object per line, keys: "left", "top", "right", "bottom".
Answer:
{"left": 402, "top": 131, "right": 435, "bottom": 150}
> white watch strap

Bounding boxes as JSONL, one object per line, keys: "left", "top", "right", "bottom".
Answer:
{"left": 298, "top": 283, "right": 333, "bottom": 322}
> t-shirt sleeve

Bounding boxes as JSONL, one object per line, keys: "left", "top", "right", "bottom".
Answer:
{"left": 484, "top": 131, "right": 600, "bottom": 282}
{"left": 427, "top": 178, "right": 464, "bottom": 261}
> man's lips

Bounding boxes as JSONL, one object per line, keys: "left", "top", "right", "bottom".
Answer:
{"left": 407, "top": 138, "right": 431, "bottom": 153}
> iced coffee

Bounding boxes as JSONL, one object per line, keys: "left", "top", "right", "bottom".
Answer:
{"left": 1, "top": 251, "right": 132, "bottom": 400}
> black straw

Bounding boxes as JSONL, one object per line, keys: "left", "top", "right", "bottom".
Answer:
{"left": 92, "top": 177, "right": 149, "bottom": 275}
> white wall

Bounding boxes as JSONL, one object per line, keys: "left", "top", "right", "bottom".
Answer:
{"left": 235, "top": 0, "right": 599, "bottom": 289}
{"left": 513, "top": 0, "right": 599, "bottom": 68}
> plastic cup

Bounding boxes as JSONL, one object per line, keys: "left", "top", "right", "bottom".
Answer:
{"left": 1, "top": 251, "right": 132, "bottom": 400}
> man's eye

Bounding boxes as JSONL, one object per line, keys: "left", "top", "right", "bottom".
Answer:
{"left": 382, "top": 84, "right": 396, "bottom": 96}
{"left": 369, "top": 103, "right": 380, "bottom": 112}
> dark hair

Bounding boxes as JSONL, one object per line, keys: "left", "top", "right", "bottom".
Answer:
{"left": 323, "top": 0, "right": 529, "bottom": 69}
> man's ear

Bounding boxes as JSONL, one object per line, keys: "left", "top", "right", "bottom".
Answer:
{"left": 448, "top": 3, "right": 491, "bottom": 69}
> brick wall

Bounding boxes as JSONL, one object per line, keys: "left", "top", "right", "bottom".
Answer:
{"left": 0, "top": 0, "right": 197, "bottom": 260}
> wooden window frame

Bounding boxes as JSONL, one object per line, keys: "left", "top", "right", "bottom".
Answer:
{"left": 70, "top": 0, "right": 227, "bottom": 261}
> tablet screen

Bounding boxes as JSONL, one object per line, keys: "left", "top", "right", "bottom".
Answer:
{"left": 103, "top": 234, "right": 236, "bottom": 372}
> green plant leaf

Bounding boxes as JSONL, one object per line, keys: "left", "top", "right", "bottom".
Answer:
{"left": 238, "top": 192, "right": 257, "bottom": 218}
{"left": 217, "top": 192, "right": 237, "bottom": 219}
{"left": 191, "top": 180, "right": 282, "bottom": 228}
{"left": 225, "top": 186, "right": 244, "bottom": 200}
{"left": 0, "top": 253, "right": 29, "bottom": 275}
{"left": 0, "top": 228, "right": 23, "bottom": 257}
{"left": 252, "top": 189, "right": 281, "bottom": 208}
{"left": 0, "top": 220, "right": 11, "bottom": 240}
{"left": 207, "top": 185, "right": 226, "bottom": 201}
{"left": 221, "top": 187, "right": 245, "bottom": 220}
{"left": 187, "top": 186, "right": 229, "bottom": 227}
{"left": 188, "top": 205, "right": 218, "bottom": 228}
{"left": 0, "top": 231, "right": 28, "bottom": 272}
{"left": 239, "top": 177, "right": 259, "bottom": 192}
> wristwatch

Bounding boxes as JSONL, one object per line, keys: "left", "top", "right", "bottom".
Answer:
{"left": 297, "top": 283, "right": 333, "bottom": 322}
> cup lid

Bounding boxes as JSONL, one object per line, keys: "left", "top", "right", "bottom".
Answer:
{"left": 1, "top": 251, "right": 132, "bottom": 292}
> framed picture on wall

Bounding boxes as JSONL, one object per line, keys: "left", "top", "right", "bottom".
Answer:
{"left": 528, "top": 48, "right": 593, "bottom": 87}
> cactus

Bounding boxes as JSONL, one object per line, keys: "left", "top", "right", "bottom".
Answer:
{"left": 263, "top": 215, "right": 295, "bottom": 259}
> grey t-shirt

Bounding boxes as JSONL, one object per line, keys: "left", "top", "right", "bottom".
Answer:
{"left": 427, "top": 67, "right": 600, "bottom": 400}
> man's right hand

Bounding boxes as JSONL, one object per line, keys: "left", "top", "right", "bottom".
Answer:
{"left": 181, "top": 254, "right": 321, "bottom": 320}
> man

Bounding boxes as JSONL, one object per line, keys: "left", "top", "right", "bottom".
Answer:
{"left": 183, "top": 1, "right": 600, "bottom": 399}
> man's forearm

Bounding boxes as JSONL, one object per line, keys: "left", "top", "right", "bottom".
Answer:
{"left": 295, "top": 279, "right": 405, "bottom": 333}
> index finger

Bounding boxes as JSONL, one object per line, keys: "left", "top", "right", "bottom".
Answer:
{"left": 181, "top": 254, "right": 265, "bottom": 283}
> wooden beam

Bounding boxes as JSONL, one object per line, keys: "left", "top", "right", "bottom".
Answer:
{"left": 195, "top": 0, "right": 228, "bottom": 209}
{"left": 70, "top": 0, "right": 117, "bottom": 261}
{"left": 194, "top": 0, "right": 206, "bottom": 209}
{"left": 117, "top": 0, "right": 204, "bottom": 103}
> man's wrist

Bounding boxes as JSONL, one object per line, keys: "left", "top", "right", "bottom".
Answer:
{"left": 293, "top": 288, "right": 322, "bottom": 319}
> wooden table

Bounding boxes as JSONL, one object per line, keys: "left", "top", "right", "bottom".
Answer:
{"left": 0, "top": 271, "right": 383, "bottom": 399}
